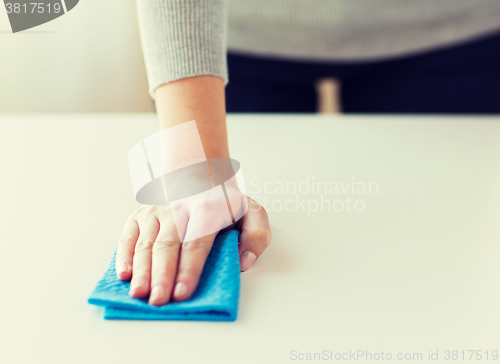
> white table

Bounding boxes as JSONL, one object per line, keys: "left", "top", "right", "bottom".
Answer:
{"left": 1, "top": 114, "right": 499, "bottom": 364}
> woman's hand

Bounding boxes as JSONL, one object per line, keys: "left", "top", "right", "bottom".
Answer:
{"left": 115, "top": 75, "right": 269, "bottom": 306}
{"left": 114, "top": 196, "right": 271, "bottom": 306}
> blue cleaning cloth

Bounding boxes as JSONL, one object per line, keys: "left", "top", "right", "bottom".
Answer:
{"left": 88, "top": 230, "right": 240, "bottom": 321}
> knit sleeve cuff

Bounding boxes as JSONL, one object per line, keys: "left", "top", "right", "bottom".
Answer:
{"left": 136, "top": 0, "right": 228, "bottom": 100}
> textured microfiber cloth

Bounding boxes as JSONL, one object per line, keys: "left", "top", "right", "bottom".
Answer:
{"left": 88, "top": 230, "right": 240, "bottom": 321}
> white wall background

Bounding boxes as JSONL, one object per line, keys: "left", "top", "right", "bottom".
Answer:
{"left": 0, "top": 0, "right": 153, "bottom": 112}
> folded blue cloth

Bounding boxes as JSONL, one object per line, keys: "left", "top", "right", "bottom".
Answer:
{"left": 88, "top": 230, "right": 240, "bottom": 321}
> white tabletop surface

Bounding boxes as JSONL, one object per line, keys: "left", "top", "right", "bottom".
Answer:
{"left": 1, "top": 114, "right": 499, "bottom": 364}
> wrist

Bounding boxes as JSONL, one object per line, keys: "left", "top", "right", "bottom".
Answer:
{"left": 154, "top": 75, "right": 229, "bottom": 159}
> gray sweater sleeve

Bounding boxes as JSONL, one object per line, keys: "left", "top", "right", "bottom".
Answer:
{"left": 136, "top": 0, "right": 228, "bottom": 100}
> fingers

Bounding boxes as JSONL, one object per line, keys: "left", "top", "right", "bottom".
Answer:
{"left": 129, "top": 216, "right": 160, "bottom": 298}
{"left": 237, "top": 198, "right": 272, "bottom": 272}
{"left": 148, "top": 212, "right": 181, "bottom": 306}
{"left": 117, "top": 196, "right": 269, "bottom": 306}
{"left": 173, "top": 232, "right": 217, "bottom": 302}
{"left": 115, "top": 217, "right": 139, "bottom": 281}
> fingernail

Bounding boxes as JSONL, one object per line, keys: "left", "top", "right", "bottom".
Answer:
{"left": 240, "top": 251, "right": 257, "bottom": 271}
{"left": 174, "top": 282, "right": 187, "bottom": 298}
{"left": 149, "top": 286, "right": 164, "bottom": 305}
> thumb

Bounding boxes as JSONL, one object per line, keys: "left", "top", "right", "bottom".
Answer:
{"left": 237, "top": 198, "right": 272, "bottom": 272}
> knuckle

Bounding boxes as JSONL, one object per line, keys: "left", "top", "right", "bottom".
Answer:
{"left": 118, "top": 235, "right": 135, "bottom": 246}
{"left": 154, "top": 265, "right": 177, "bottom": 279}
{"left": 134, "top": 205, "right": 161, "bottom": 220}
{"left": 177, "top": 266, "right": 199, "bottom": 277}
{"left": 169, "top": 201, "right": 183, "bottom": 213}
{"left": 135, "top": 239, "right": 154, "bottom": 252}
{"left": 181, "top": 240, "right": 211, "bottom": 254}
{"left": 247, "top": 228, "right": 272, "bottom": 247}
{"left": 126, "top": 213, "right": 138, "bottom": 224}
{"left": 131, "top": 274, "right": 150, "bottom": 284}
{"left": 152, "top": 239, "right": 180, "bottom": 251}
{"left": 248, "top": 198, "right": 264, "bottom": 213}
{"left": 197, "top": 198, "right": 213, "bottom": 210}
{"left": 155, "top": 206, "right": 170, "bottom": 219}
{"left": 193, "top": 198, "right": 213, "bottom": 214}
{"left": 193, "top": 195, "right": 220, "bottom": 212}
{"left": 144, "top": 207, "right": 158, "bottom": 219}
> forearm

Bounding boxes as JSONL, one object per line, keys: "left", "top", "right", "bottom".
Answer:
{"left": 154, "top": 75, "right": 229, "bottom": 159}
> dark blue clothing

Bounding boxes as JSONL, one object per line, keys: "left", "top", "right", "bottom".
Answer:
{"left": 225, "top": 31, "right": 500, "bottom": 113}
